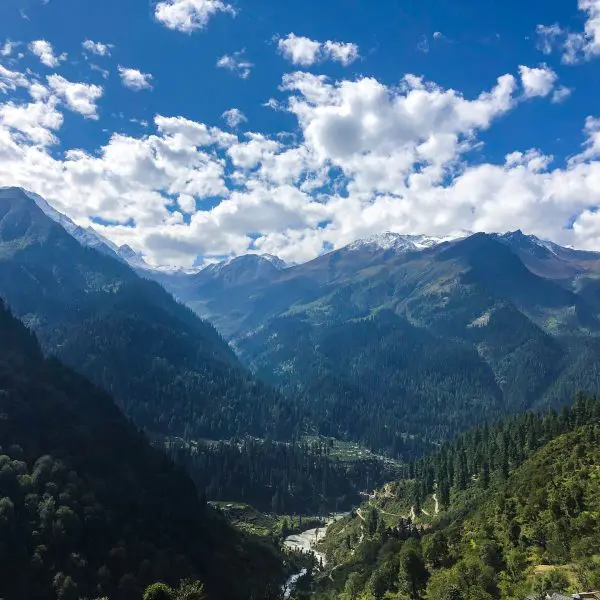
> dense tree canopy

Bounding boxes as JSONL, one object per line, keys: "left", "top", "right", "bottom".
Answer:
{"left": 312, "top": 395, "right": 600, "bottom": 600}
{"left": 0, "top": 298, "right": 284, "bottom": 600}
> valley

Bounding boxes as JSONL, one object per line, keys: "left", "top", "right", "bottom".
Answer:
{"left": 0, "top": 186, "right": 600, "bottom": 600}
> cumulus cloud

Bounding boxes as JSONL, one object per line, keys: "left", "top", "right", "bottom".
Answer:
{"left": 82, "top": 40, "right": 113, "bottom": 56}
{"left": 222, "top": 108, "right": 247, "bottom": 128}
{"left": 570, "top": 116, "right": 600, "bottom": 163}
{"left": 322, "top": 40, "right": 360, "bottom": 65}
{"left": 519, "top": 64, "right": 558, "bottom": 98}
{"left": 277, "top": 33, "right": 359, "bottom": 66}
{"left": 29, "top": 40, "right": 66, "bottom": 67}
{"left": 216, "top": 50, "right": 253, "bottom": 78}
{"left": 118, "top": 66, "right": 153, "bottom": 91}
{"left": 2, "top": 60, "right": 600, "bottom": 267}
{"left": 564, "top": 0, "right": 600, "bottom": 62}
{"left": 154, "top": 0, "right": 235, "bottom": 33}
{"left": 47, "top": 75, "right": 103, "bottom": 119}
{"left": 278, "top": 34, "right": 321, "bottom": 66}
{"left": 0, "top": 96, "right": 63, "bottom": 146}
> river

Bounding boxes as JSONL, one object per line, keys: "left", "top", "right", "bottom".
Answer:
{"left": 282, "top": 514, "right": 347, "bottom": 597}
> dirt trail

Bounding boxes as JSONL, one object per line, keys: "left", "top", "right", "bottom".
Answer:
{"left": 433, "top": 493, "right": 439, "bottom": 515}
{"left": 379, "top": 509, "right": 405, "bottom": 518}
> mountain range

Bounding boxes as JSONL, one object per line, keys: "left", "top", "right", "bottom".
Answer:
{"left": 3, "top": 186, "right": 600, "bottom": 459}
{"left": 145, "top": 223, "right": 600, "bottom": 454}
{"left": 0, "top": 186, "right": 295, "bottom": 444}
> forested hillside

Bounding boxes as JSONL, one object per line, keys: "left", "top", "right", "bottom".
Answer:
{"left": 169, "top": 437, "right": 402, "bottom": 514}
{"left": 157, "top": 230, "right": 600, "bottom": 457}
{"left": 0, "top": 187, "right": 296, "bottom": 442}
{"left": 0, "top": 297, "right": 284, "bottom": 600}
{"left": 310, "top": 395, "right": 600, "bottom": 600}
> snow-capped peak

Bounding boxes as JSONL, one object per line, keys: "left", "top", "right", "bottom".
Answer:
{"left": 498, "top": 230, "right": 562, "bottom": 256}
{"left": 14, "top": 188, "right": 122, "bottom": 258}
{"left": 346, "top": 231, "right": 471, "bottom": 253}
{"left": 206, "top": 253, "right": 287, "bottom": 275}
{"left": 258, "top": 253, "right": 287, "bottom": 269}
{"left": 117, "top": 245, "right": 153, "bottom": 270}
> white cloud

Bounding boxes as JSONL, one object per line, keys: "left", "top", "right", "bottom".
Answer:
{"left": 118, "top": 66, "right": 153, "bottom": 91}
{"left": 1, "top": 40, "right": 18, "bottom": 57}
{"left": 90, "top": 64, "right": 110, "bottom": 79}
{"left": 0, "top": 98, "right": 63, "bottom": 146}
{"left": 222, "top": 108, "right": 247, "bottom": 128}
{"left": 154, "top": 0, "right": 235, "bottom": 33}
{"left": 570, "top": 116, "right": 600, "bottom": 163}
{"left": 82, "top": 40, "right": 113, "bottom": 57}
{"left": 322, "top": 40, "right": 360, "bottom": 65}
{"left": 277, "top": 33, "right": 360, "bottom": 66}
{"left": 47, "top": 75, "right": 103, "bottom": 120}
{"left": 519, "top": 64, "right": 558, "bottom": 98}
{"left": 564, "top": 0, "right": 600, "bottom": 62}
{"left": 417, "top": 35, "right": 430, "bottom": 53}
{"left": 216, "top": 50, "right": 253, "bottom": 79}
{"left": 536, "top": 24, "right": 563, "bottom": 54}
{"left": 280, "top": 71, "right": 518, "bottom": 196}
{"left": 552, "top": 86, "right": 573, "bottom": 104}
{"left": 0, "top": 65, "right": 29, "bottom": 94}
{"left": 29, "top": 40, "right": 66, "bottom": 68}
{"left": 177, "top": 194, "right": 197, "bottom": 213}
{"left": 537, "top": 1, "right": 600, "bottom": 64}
{"left": 278, "top": 34, "right": 321, "bottom": 66}
{"left": 155, "top": 114, "right": 236, "bottom": 147}
{"left": 2, "top": 60, "right": 600, "bottom": 267}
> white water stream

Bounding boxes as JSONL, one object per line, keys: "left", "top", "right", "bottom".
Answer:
{"left": 282, "top": 514, "right": 347, "bottom": 597}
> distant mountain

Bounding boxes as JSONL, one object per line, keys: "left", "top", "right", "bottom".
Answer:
{"left": 0, "top": 297, "right": 284, "bottom": 600}
{"left": 4, "top": 188, "right": 166, "bottom": 273}
{"left": 201, "top": 253, "right": 286, "bottom": 282}
{"left": 151, "top": 227, "right": 600, "bottom": 456}
{"left": 494, "top": 229, "right": 600, "bottom": 282}
{"left": 116, "top": 243, "right": 153, "bottom": 269}
{"left": 7, "top": 186, "right": 600, "bottom": 460}
{"left": 346, "top": 230, "right": 471, "bottom": 253}
{"left": 0, "top": 187, "right": 294, "bottom": 442}
{"left": 11, "top": 187, "right": 123, "bottom": 260}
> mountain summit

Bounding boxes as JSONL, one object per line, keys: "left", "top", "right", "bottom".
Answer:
{"left": 0, "top": 186, "right": 293, "bottom": 443}
{"left": 346, "top": 231, "right": 472, "bottom": 253}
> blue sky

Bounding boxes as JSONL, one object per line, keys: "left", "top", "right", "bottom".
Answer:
{"left": 0, "top": 0, "right": 600, "bottom": 266}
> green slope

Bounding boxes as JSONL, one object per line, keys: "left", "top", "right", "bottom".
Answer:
{"left": 0, "top": 297, "right": 284, "bottom": 600}
{"left": 176, "top": 233, "right": 600, "bottom": 458}
{"left": 311, "top": 397, "right": 600, "bottom": 600}
{"left": 0, "top": 187, "right": 295, "bottom": 442}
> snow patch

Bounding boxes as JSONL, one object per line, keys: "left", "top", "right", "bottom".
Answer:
{"left": 346, "top": 231, "right": 472, "bottom": 253}
{"left": 468, "top": 311, "right": 492, "bottom": 328}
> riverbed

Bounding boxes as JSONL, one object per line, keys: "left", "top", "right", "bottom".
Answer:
{"left": 282, "top": 513, "right": 348, "bottom": 597}
{"left": 284, "top": 524, "right": 329, "bottom": 565}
